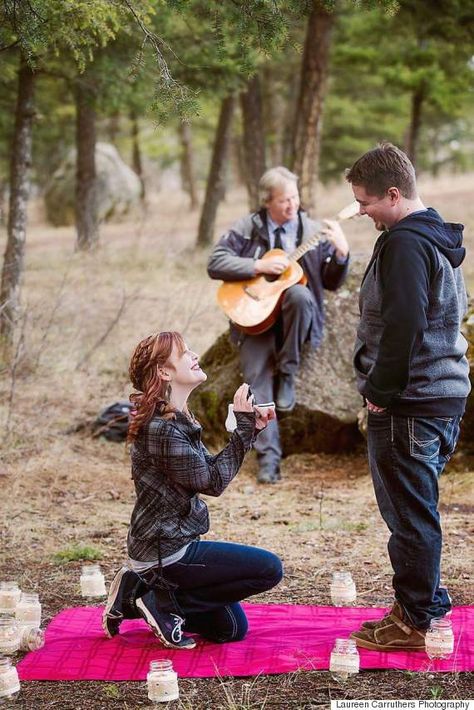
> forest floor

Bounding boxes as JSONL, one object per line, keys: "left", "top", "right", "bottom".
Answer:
{"left": 0, "top": 174, "right": 473, "bottom": 708}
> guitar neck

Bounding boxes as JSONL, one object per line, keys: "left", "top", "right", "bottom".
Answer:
{"left": 289, "top": 234, "right": 321, "bottom": 262}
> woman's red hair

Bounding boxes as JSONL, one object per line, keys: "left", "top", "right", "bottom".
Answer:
{"left": 127, "top": 331, "right": 186, "bottom": 444}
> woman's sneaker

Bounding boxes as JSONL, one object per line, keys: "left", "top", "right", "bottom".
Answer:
{"left": 102, "top": 567, "right": 143, "bottom": 638}
{"left": 136, "top": 590, "right": 196, "bottom": 649}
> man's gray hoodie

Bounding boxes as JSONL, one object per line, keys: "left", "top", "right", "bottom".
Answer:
{"left": 353, "top": 207, "right": 471, "bottom": 416}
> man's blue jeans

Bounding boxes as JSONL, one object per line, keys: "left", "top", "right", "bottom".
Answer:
{"left": 137, "top": 541, "right": 283, "bottom": 643}
{"left": 367, "top": 412, "right": 461, "bottom": 629}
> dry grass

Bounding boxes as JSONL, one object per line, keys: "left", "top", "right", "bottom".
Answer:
{"left": 0, "top": 175, "right": 473, "bottom": 708}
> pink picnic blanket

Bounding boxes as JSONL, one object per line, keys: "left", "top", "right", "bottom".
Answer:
{"left": 18, "top": 604, "right": 473, "bottom": 680}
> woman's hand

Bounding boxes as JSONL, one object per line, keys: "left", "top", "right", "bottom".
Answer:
{"left": 233, "top": 383, "right": 255, "bottom": 413}
{"left": 253, "top": 404, "right": 276, "bottom": 431}
{"left": 233, "top": 385, "right": 276, "bottom": 431}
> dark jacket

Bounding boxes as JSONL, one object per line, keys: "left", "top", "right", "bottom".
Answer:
{"left": 353, "top": 208, "right": 471, "bottom": 415}
{"left": 127, "top": 411, "right": 256, "bottom": 562}
{"left": 207, "top": 208, "right": 349, "bottom": 349}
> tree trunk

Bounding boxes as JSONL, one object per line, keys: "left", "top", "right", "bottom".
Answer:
{"left": 75, "top": 75, "right": 99, "bottom": 251}
{"left": 291, "top": 0, "right": 336, "bottom": 214}
{"left": 196, "top": 94, "right": 235, "bottom": 248}
{"left": 130, "top": 109, "right": 145, "bottom": 199}
{"left": 0, "top": 55, "right": 36, "bottom": 348}
{"left": 261, "top": 65, "right": 285, "bottom": 167}
{"left": 281, "top": 71, "right": 301, "bottom": 168}
{"left": 230, "top": 134, "right": 246, "bottom": 187}
{"left": 405, "top": 83, "right": 425, "bottom": 169}
{"left": 107, "top": 112, "right": 120, "bottom": 145}
{"left": 240, "top": 75, "right": 266, "bottom": 212}
{"left": 179, "top": 121, "right": 199, "bottom": 210}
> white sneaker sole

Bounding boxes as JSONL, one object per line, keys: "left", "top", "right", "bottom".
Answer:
{"left": 102, "top": 567, "right": 128, "bottom": 639}
{"left": 135, "top": 598, "right": 195, "bottom": 650}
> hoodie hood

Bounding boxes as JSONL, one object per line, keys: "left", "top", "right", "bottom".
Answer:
{"left": 390, "top": 207, "right": 465, "bottom": 268}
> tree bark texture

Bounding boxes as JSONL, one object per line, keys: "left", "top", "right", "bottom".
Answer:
{"left": 179, "top": 121, "right": 199, "bottom": 210}
{"left": 130, "top": 110, "right": 145, "bottom": 199}
{"left": 197, "top": 94, "right": 235, "bottom": 248}
{"left": 75, "top": 77, "right": 99, "bottom": 251}
{"left": 405, "top": 82, "right": 425, "bottom": 169}
{"left": 240, "top": 75, "right": 266, "bottom": 212}
{"left": 107, "top": 112, "right": 120, "bottom": 146}
{"left": 291, "top": 0, "right": 336, "bottom": 214}
{"left": 0, "top": 55, "right": 36, "bottom": 347}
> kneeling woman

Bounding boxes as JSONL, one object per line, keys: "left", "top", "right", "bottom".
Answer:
{"left": 103, "top": 331, "right": 283, "bottom": 649}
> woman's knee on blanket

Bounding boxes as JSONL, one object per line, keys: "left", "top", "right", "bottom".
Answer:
{"left": 257, "top": 550, "right": 283, "bottom": 592}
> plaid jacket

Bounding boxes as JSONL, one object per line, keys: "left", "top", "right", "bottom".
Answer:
{"left": 127, "top": 410, "right": 257, "bottom": 562}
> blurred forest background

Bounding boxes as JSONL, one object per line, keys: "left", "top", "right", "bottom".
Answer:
{"left": 1, "top": 0, "right": 474, "bottom": 353}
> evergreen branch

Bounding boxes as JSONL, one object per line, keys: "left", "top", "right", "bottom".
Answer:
{"left": 121, "top": 0, "right": 186, "bottom": 82}
{"left": 0, "top": 38, "right": 21, "bottom": 52}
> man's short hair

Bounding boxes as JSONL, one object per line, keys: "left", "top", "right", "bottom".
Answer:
{"left": 345, "top": 142, "right": 417, "bottom": 199}
{"left": 259, "top": 166, "right": 299, "bottom": 206}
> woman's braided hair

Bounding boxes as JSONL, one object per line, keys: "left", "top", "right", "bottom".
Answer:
{"left": 127, "top": 331, "right": 186, "bottom": 444}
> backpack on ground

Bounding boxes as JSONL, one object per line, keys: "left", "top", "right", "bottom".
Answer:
{"left": 92, "top": 401, "right": 133, "bottom": 442}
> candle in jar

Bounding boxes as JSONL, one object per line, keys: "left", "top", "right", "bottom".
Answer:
{"left": 0, "top": 582, "right": 21, "bottom": 614}
{"left": 147, "top": 659, "right": 179, "bottom": 703}
{"left": 330, "top": 572, "right": 357, "bottom": 606}
{"left": 0, "top": 618, "right": 20, "bottom": 655}
{"left": 0, "top": 656, "right": 20, "bottom": 701}
{"left": 80, "top": 565, "right": 107, "bottom": 597}
{"left": 15, "top": 592, "right": 41, "bottom": 628}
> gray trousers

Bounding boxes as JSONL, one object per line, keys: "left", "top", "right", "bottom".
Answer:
{"left": 238, "top": 285, "right": 314, "bottom": 470}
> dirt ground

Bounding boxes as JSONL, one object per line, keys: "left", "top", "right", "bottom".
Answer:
{"left": 0, "top": 175, "right": 473, "bottom": 708}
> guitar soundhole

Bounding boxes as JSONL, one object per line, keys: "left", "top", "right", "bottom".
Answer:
{"left": 264, "top": 274, "right": 280, "bottom": 283}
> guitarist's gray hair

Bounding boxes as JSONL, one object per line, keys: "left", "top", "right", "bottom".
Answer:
{"left": 259, "top": 166, "right": 299, "bottom": 207}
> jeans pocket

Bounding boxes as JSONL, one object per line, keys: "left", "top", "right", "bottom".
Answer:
{"left": 438, "top": 416, "right": 460, "bottom": 461}
{"left": 408, "top": 417, "right": 442, "bottom": 461}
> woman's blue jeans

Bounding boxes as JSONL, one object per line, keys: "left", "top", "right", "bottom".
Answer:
{"left": 137, "top": 541, "right": 283, "bottom": 643}
{"left": 367, "top": 411, "right": 461, "bottom": 629}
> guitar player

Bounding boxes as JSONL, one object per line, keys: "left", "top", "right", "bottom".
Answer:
{"left": 207, "top": 167, "right": 350, "bottom": 484}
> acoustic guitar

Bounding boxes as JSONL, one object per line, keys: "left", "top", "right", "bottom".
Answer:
{"left": 216, "top": 201, "right": 359, "bottom": 335}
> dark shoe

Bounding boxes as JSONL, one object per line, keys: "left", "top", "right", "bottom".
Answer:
{"left": 136, "top": 590, "right": 196, "bottom": 649}
{"left": 257, "top": 466, "right": 281, "bottom": 484}
{"left": 102, "top": 566, "right": 143, "bottom": 638}
{"left": 360, "top": 607, "right": 393, "bottom": 631}
{"left": 276, "top": 374, "right": 295, "bottom": 412}
{"left": 351, "top": 601, "right": 426, "bottom": 651}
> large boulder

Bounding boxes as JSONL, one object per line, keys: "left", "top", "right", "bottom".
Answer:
{"left": 190, "top": 257, "right": 368, "bottom": 454}
{"left": 191, "top": 262, "right": 474, "bottom": 455}
{"left": 44, "top": 142, "right": 142, "bottom": 226}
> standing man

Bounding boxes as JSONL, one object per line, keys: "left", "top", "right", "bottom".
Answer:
{"left": 326, "top": 143, "right": 470, "bottom": 650}
{"left": 208, "top": 167, "right": 349, "bottom": 484}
